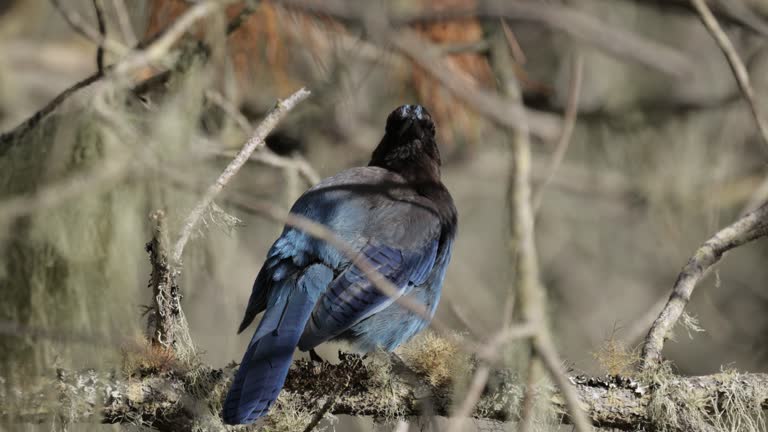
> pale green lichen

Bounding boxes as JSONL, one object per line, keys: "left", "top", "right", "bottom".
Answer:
{"left": 647, "top": 364, "right": 767, "bottom": 432}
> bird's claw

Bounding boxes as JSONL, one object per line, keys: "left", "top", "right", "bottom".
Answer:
{"left": 309, "top": 349, "right": 325, "bottom": 364}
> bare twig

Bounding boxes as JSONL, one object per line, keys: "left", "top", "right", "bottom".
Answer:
{"left": 301, "top": 377, "right": 349, "bottom": 432}
{"left": 301, "top": 396, "right": 336, "bottom": 432}
{"left": 446, "top": 323, "right": 536, "bottom": 431}
{"left": 172, "top": 87, "right": 311, "bottom": 263}
{"left": 92, "top": 0, "right": 107, "bottom": 74}
{"left": 642, "top": 201, "right": 768, "bottom": 367}
{"left": 50, "top": 0, "right": 129, "bottom": 58}
{"left": 635, "top": 0, "right": 768, "bottom": 36}
{"left": 500, "top": 18, "right": 527, "bottom": 64}
{"left": 50, "top": 0, "right": 102, "bottom": 43}
{"left": 111, "top": 0, "right": 138, "bottom": 46}
{"left": 533, "top": 53, "right": 584, "bottom": 212}
{"left": 518, "top": 348, "right": 540, "bottom": 432}
{"left": 282, "top": 0, "right": 695, "bottom": 77}
{"left": 0, "top": 72, "right": 102, "bottom": 147}
{"left": 252, "top": 151, "right": 321, "bottom": 186}
{"left": 690, "top": 0, "right": 768, "bottom": 152}
{"left": 112, "top": 0, "right": 238, "bottom": 78}
{"left": 205, "top": 90, "right": 321, "bottom": 185}
{"left": 389, "top": 30, "right": 537, "bottom": 138}
{"left": 445, "top": 364, "right": 491, "bottom": 432}
{"left": 1, "top": 0, "right": 259, "bottom": 148}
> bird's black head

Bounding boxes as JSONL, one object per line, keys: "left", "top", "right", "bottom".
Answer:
{"left": 370, "top": 105, "right": 441, "bottom": 181}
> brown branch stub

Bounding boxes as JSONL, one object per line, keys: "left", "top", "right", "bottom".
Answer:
{"left": 642, "top": 202, "right": 768, "bottom": 367}
{"left": 146, "top": 210, "right": 184, "bottom": 352}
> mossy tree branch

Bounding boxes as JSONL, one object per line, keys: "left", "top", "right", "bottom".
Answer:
{"left": 5, "top": 354, "right": 768, "bottom": 431}
{"left": 642, "top": 201, "right": 768, "bottom": 367}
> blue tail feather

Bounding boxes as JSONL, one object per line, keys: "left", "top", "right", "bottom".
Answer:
{"left": 222, "top": 264, "right": 332, "bottom": 425}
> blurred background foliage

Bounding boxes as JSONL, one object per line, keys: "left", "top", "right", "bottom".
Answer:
{"left": 1, "top": 0, "right": 768, "bottom": 430}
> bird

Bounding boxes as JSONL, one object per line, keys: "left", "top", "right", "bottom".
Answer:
{"left": 222, "top": 104, "right": 457, "bottom": 425}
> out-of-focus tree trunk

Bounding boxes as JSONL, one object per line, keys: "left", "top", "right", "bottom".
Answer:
{"left": 0, "top": 106, "right": 149, "bottom": 380}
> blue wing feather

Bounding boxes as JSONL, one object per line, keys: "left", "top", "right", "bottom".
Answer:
{"left": 297, "top": 239, "right": 439, "bottom": 351}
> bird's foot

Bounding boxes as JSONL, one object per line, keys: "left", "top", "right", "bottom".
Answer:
{"left": 309, "top": 348, "right": 325, "bottom": 364}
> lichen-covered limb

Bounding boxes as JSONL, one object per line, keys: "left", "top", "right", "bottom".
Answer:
{"left": 5, "top": 354, "right": 767, "bottom": 431}
{"left": 146, "top": 209, "right": 193, "bottom": 357}
{"left": 642, "top": 201, "right": 768, "bottom": 367}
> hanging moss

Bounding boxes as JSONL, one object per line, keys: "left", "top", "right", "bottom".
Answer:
{"left": 0, "top": 98, "right": 147, "bottom": 381}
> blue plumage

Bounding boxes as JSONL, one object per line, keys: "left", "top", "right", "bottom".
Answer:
{"left": 223, "top": 105, "right": 457, "bottom": 425}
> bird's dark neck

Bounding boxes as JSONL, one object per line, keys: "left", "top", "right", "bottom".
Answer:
{"left": 373, "top": 157, "right": 440, "bottom": 186}
{"left": 369, "top": 156, "right": 456, "bottom": 232}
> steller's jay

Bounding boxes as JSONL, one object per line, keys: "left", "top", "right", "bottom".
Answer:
{"left": 222, "top": 104, "right": 457, "bottom": 424}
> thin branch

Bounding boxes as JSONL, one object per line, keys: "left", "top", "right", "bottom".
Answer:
{"left": 50, "top": 0, "right": 129, "bottom": 58}
{"left": 92, "top": 0, "right": 107, "bottom": 74}
{"left": 301, "top": 377, "right": 349, "bottom": 432}
{"left": 490, "top": 23, "right": 592, "bottom": 432}
{"left": 388, "top": 30, "right": 542, "bottom": 139}
{"left": 205, "top": 90, "right": 321, "bottom": 185}
{"left": 111, "top": 0, "right": 238, "bottom": 78}
{"left": 301, "top": 396, "right": 336, "bottom": 432}
{"left": 533, "top": 53, "right": 584, "bottom": 212}
{"left": 172, "top": 87, "right": 311, "bottom": 263}
{"left": 500, "top": 18, "right": 527, "bottom": 64}
{"left": 445, "top": 364, "right": 491, "bottom": 432}
{"left": 0, "top": 72, "right": 102, "bottom": 148}
{"left": 518, "top": 348, "right": 540, "bottom": 432}
{"left": 111, "top": 0, "right": 138, "bottom": 46}
{"left": 634, "top": 0, "right": 768, "bottom": 36}
{"left": 642, "top": 201, "right": 768, "bottom": 367}
{"left": 50, "top": 0, "right": 101, "bottom": 42}
{"left": 281, "top": 0, "right": 695, "bottom": 77}
{"left": 1, "top": 0, "right": 259, "bottom": 148}
{"left": 690, "top": 0, "right": 768, "bottom": 152}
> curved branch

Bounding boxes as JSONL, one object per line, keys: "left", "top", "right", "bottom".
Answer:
{"left": 642, "top": 202, "right": 768, "bottom": 367}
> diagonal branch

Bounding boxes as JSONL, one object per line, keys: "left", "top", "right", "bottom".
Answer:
{"left": 171, "top": 87, "right": 311, "bottom": 263}
{"left": 642, "top": 201, "right": 768, "bottom": 367}
{"left": 690, "top": 0, "right": 768, "bottom": 152}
